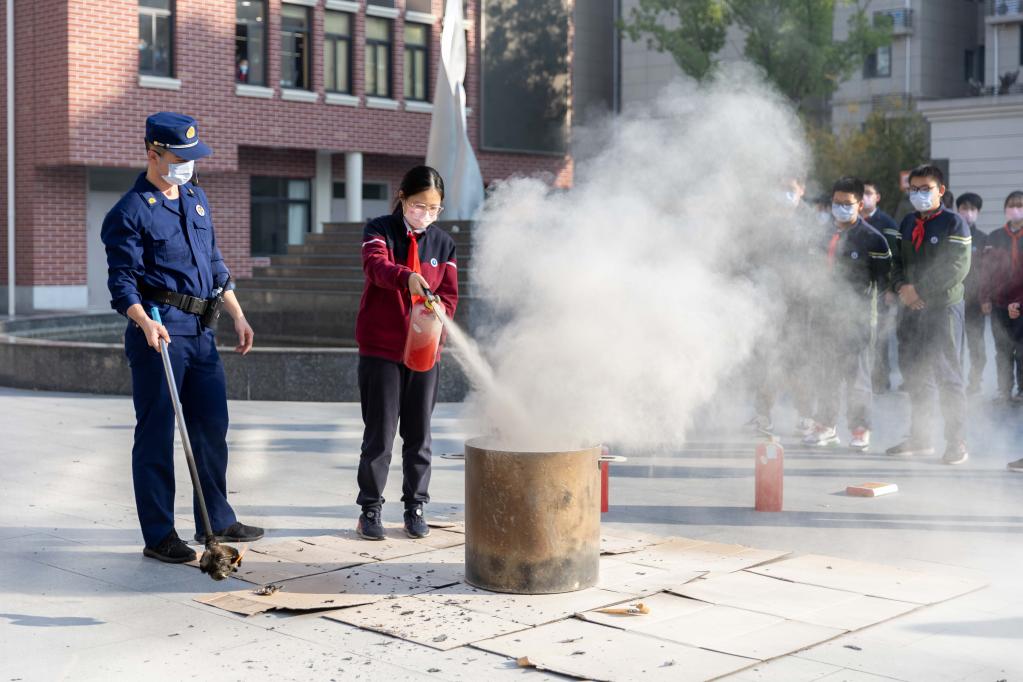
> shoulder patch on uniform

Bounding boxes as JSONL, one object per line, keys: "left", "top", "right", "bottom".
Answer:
{"left": 141, "top": 192, "right": 157, "bottom": 206}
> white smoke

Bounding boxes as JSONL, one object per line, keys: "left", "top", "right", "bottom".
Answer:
{"left": 462, "top": 66, "right": 812, "bottom": 451}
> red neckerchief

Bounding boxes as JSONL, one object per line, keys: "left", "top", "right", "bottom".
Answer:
{"left": 407, "top": 230, "right": 423, "bottom": 305}
{"left": 912, "top": 208, "right": 943, "bottom": 251}
{"left": 826, "top": 231, "right": 841, "bottom": 269}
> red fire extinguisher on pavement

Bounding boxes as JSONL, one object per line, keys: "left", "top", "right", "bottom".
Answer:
{"left": 755, "top": 439, "right": 783, "bottom": 512}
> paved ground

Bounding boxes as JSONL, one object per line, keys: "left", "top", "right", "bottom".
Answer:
{"left": 2, "top": 375, "right": 1022, "bottom": 681}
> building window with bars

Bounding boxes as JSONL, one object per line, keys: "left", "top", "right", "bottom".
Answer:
{"left": 280, "top": 4, "right": 311, "bottom": 89}
{"left": 139, "top": 0, "right": 174, "bottom": 77}
{"left": 236, "top": 0, "right": 267, "bottom": 85}
{"left": 365, "top": 17, "right": 393, "bottom": 98}
{"left": 325, "top": 11, "right": 353, "bottom": 94}
{"left": 404, "top": 23, "right": 430, "bottom": 101}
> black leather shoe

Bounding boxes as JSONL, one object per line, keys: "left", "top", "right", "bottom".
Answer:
{"left": 357, "top": 507, "right": 386, "bottom": 541}
{"left": 404, "top": 505, "right": 430, "bottom": 539}
{"left": 143, "top": 530, "right": 197, "bottom": 563}
{"left": 195, "top": 522, "right": 264, "bottom": 544}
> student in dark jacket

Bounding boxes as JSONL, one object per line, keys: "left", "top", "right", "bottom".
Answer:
{"left": 955, "top": 193, "right": 989, "bottom": 394}
{"left": 354, "top": 166, "right": 459, "bottom": 540}
{"left": 887, "top": 165, "right": 972, "bottom": 465}
{"left": 803, "top": 177, "right": 891, "bottom": 451}
{"left": 979, "top": 190, "right": 1023, "bottom": 402}
{"left": 861, "top": 180, "right": 900, "bottom": 393}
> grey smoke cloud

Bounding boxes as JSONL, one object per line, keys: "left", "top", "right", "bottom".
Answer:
{"left": 459, "top": 66, "right": 814, "bottom": 450}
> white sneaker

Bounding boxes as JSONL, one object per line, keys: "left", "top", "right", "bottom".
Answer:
{"left": 794, "top": 416, "right": 815, "bottom": 437}
{"left": 803, "top": 424, "right": 840, "bottom": 447}
{"left": 850, "top": 427, "right": 870, "bottom": 451}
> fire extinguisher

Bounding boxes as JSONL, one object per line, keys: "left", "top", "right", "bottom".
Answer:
{"left": 755, "top": 438, "right": 783, "bottom": 512}
{"left": 402, "top": 289, "right": 444, "bottom": 372}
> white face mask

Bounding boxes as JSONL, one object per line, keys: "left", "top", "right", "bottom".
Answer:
{"left": 1007, "top": 207, "right": 1023, "bottom": 224}
{"left": 909, "top": 190, "right": 937, "bottom": 212}
{"left": 832, "top": 203, "right": 858, "bottom": 224}
{"left": 862, "top": 195, "right": 877, "bottom": 213}
{"left": 783, "top": 191, "right": 800, "bottom": 207}
{"left": 958, "top": 208, "right": 978, "bottom": 225}
{"left": 162, "top": 160, "right": 194, "bottom": 186}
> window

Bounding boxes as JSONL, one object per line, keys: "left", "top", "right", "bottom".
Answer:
{"left": 251, "top": 178, "right": 311, "bottom": 256}
{"left": 236, "top": 0, "right": 267, "bottom": 85}
{"left": 406, "top": 0, "right": 432, "bottom": 12}
{"left": 332, "top": 181, "right": 388, "bottom": 200}
{"left": 864, "top": 45, "right": 891, "bottom": 79}
{"left": 324, "top": 12, "right": 353, "bottom": 94}
{"left": 965, "top": 49, "right": 977, "bottom": 83}
{"left": 365, "top": 17, "right": 392, "bottom": 98}
{"left": 404, "top": 23, "right": 429, "bottom": 101}
{"left": 280, "top": 4, "right": 311, "bottom": 89}
{"left": 367, "top": 0, "right": 396, "bottom": 6}
{"left": 139, "top": 0, "right": 173, "bottom": 77}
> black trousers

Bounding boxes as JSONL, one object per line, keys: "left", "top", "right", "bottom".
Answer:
{"left": 963, "top": 302, "right": 987, "bottom": 389}
{"left": 356, "top": 355, "right": 439, "bottom": 509}
{"left": 897, "top": 302, "right": 966, "bottom": 445}
{"left": 872, "top": 302, "right": 897, "bottom": 391}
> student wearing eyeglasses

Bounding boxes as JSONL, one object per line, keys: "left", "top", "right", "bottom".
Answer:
{"left": 353, "top": 166, "right": 459, "bottom": 540}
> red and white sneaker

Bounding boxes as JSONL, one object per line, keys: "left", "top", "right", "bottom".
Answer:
{"left": 850, "top": 427, "right": 871, "bottom": 451}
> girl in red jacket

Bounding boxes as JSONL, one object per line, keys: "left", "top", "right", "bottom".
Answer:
{"left": 354, "top": 166, "right": 459, "bottom": 540}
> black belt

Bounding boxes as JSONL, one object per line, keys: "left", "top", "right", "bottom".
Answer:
{"left": 141, "top": 286, "right": 210, "bottom": 316}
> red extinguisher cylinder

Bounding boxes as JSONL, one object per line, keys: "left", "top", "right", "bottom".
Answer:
{"left": 755, "top": 440, "right": 784, "bottom": 512}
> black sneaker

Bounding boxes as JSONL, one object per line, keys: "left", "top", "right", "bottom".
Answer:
{"left": 885, "top": 441, "right": 935, "bottom": 457}
{"left": 357, "top": 507, "right": 386, "bottom": 541}
{"left": 143, "top": 530, "right": 197, "bottom": 564}
{"left": 1008, "top": 458, "right": 1023, "bottom": 473}
{"left": 404, "top": 505, "right": 430, "bottom": 539}
{"left": 942, "top": 441, "right": 969, "bottom": 465}
{"left": 195, "top": 522, "right": 264, "bottom": 544}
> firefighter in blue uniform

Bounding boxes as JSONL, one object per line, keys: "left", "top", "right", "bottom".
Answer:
{"left": 102, "top": 112, "right": 264, "bottom": 563}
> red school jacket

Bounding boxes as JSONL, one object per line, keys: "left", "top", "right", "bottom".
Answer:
{"left": 355, "top": 212, "right": 459, "bottom": 363}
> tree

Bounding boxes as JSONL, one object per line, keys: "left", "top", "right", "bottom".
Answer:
{"left": 619, "top": 0, "right": 892, "bottom": 111}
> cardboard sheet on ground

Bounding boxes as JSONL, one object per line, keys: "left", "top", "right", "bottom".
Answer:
{"left": 323, "top": 593, "right": 528, "bottom": 650}
{"left": 418, "top": 583, "right": 634, "bottom": 626}
{"left": 599, "top": 530, "right": 669, "bottom": 555}
{"left": 623, "top": 538, "right": 789, "bottom": 575}
{"left": 748, "top": 554, "right": 987, "bottom": 605}
{"left": 473, "top": 618, "right": 756, "bottom": 681}
{"left": 195, "top": 587, "right": 385, "bottom": 616}
{"left": 299, "top": 527, "right": 464, "bottom": 561}
{"left": 577, "top": 592, "right": 844, "bottom": 661}
{"left": 671, "top": 571, "right": 920, "bottom": 630}
{"left": 250, "top": 538, "right": 370, "bottom": 570}
{"left": 359, "top": 545, "right": 465, "bottom": 588}
{"left": 597, "top": 556, "right": 703, "bottom": 597}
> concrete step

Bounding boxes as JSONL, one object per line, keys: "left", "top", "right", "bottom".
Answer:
{"left": 244, "top": 276, "right": 473, "bottom": 294}
{"left": 253, "top": 264, "right": 471, "bottom": 282}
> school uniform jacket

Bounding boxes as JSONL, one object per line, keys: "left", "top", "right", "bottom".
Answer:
{"left": 355, "top": 213, "right": 459, "bottom": 363}
{"left": 979, "top": 224, "right": 1023, "bottom": 308}
{"left": 820, "top": 219, "right": 892, "bottom": 327}
{"left": 891, "top": 209, "right": 971, "bottom": 308}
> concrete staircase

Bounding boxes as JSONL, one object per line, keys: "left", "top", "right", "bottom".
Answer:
{"left": 233, "top": 221, "right": 473, "bottom": 346}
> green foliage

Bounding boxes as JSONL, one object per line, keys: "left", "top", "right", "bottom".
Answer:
{"left": 618, "top": 0, "right": 892, "bottom": 110}
{"left": 808, "top": 104, "right": 930, "bottom": 215}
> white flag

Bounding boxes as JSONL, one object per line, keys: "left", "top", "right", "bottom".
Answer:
{"left": 426, "top": 0, "right": 485, "bottom": 220}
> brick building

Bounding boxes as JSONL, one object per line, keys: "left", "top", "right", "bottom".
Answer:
{"left": 0, "top": 0, "right": 581, "bottom": 313}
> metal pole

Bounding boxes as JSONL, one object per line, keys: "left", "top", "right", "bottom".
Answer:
{"left": 6, "top": 0, "right": 14, "bottom": 318}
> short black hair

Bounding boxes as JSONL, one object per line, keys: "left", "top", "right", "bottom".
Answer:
{"left": 862, "top": 179, "right": 878, "bottom": 192}
{"left": 942, "top": 190, "right": 955, "bottom": 209}
{"left": 956, "top": 192, "right": 983, "bottom": 210}
{"left": 1005, "top": 191, "right": 1023, "bottom": 208}
{"left": 832, "top": 176, "right": 865, "bottom": 201}
{"left": 908, "top": 164, "right": 945, "bottom": 187}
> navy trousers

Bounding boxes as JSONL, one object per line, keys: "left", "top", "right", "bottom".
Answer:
{"left": 125, "top": 324, "right": 236, "bottom": 547}
{"left": 356, "top": 355, "right": 439, "bottom": 510}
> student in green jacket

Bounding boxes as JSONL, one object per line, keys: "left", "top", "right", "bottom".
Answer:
{"left": 887, "top": 165, "right": 972, "bottom": 465}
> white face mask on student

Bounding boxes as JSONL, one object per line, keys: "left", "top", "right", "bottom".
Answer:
{"left": 909, "top": 190, "right": 938, "bottom": 212}
{"left": 832, "top": 203, "right": 858, "bottom": 224}
{"left": 162, "top": 160, "right": 195, "bottom": 186}
{"left": 862, "top": 195, "right": 877, "bottom": 213}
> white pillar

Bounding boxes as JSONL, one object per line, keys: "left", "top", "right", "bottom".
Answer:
{"left": 314, "top": 150, "right": 333, "bottom": 234}
{"left": 345, "top": 151, "right": 363, "bottom": 223}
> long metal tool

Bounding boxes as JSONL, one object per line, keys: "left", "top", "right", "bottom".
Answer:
{"left": 149, "top": 307, "right": 240, "bottom": 580}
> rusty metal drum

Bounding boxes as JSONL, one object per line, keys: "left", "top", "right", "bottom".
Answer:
{"left": 464, "top": 438, "right": 601, "bottom": 594}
